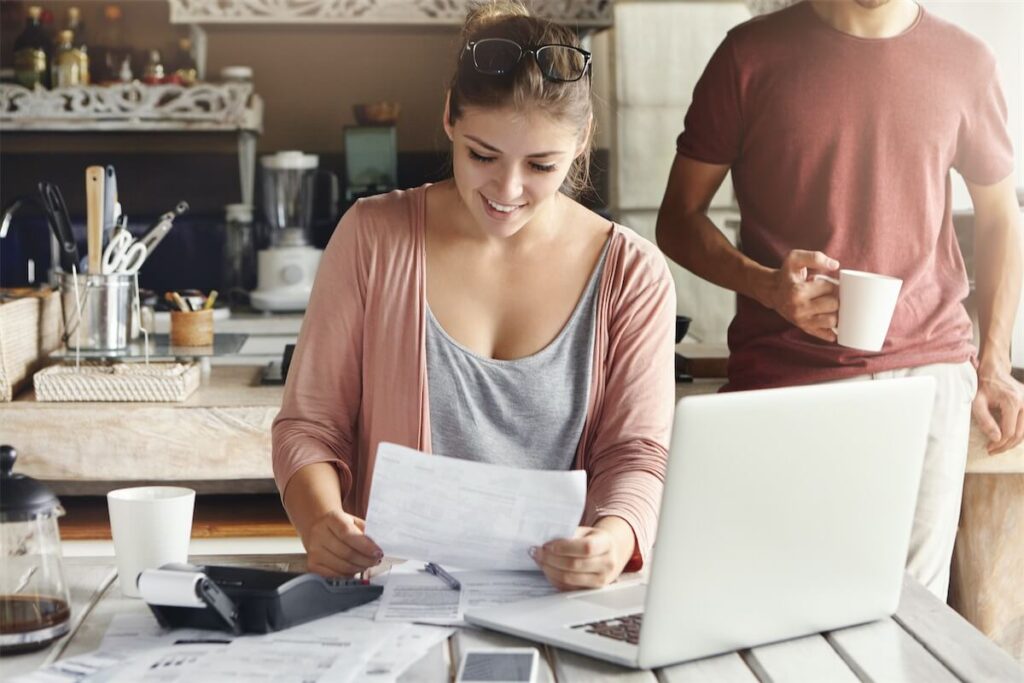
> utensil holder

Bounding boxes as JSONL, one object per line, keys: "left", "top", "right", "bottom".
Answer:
{"left": 58, "top": 271, "right": 134, "bottom": 352}
{"left": 170, "top": 309, "right": 214, "bottom": 346}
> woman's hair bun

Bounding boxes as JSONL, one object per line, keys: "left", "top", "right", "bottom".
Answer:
{"left": 462, "top": 1, "right": 531, "bottom": 41}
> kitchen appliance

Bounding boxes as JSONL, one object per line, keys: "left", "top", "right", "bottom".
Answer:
{"left": 251, "top": 151, "right": 337, "bottom": 312}
{"left": 0, "top": 445, "right": 72, "bottom": 654}
{"left": 344, "top": 126, "right": 397, "bottom": 201}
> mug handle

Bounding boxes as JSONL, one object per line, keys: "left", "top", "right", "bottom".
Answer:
{"left": 811, "top": 274, "right": 840, "bottom": 339}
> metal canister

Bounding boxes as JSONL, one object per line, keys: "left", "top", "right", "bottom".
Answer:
{"left": 58, "top": 271, "right": 133, "bottom": 352}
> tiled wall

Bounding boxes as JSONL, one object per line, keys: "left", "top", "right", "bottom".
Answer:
{"left": 611, "top": 1, "right": 751, "bottom": 343}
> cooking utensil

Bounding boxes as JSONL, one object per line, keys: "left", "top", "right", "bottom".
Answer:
{"left": 36, "top": 182, "right": 80, "bottom": 273}
{"left": 85, "top": 166, "right": 105, "bottom": 274}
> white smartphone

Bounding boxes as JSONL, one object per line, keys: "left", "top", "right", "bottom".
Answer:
{"left": 455, "top": 647, "right": 540, "bottom": 683}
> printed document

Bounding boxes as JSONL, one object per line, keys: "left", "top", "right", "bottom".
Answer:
{"left": 375, "top": 566, "right": 558, "bottom": 625}
{"left": 365, "top": 442, "right": 586, "bottom": 570}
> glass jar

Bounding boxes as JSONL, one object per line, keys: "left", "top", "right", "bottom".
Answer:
{"left": 223, "top": 203, "right": 256, "bottom": 305}
{"left": 0, "top": 446, "right": 71, "bottom": 654}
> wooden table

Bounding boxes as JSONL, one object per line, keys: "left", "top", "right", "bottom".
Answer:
{"left": 5, "top": 555, "right": 1021, "bottom": 682}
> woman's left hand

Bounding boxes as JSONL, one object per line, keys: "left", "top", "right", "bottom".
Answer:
{"left": 531, "top": 517, "right": 636, "bottom": 591}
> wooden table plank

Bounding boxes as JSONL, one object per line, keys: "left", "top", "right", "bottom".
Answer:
{"left": 746, "top": 634, "right": 859, "bottom": 683}
{"left": 452, "top": 628, "right": 555, "bottom": 683}
{"left": 826, "top": 617, "right": 958, "bottom": 682}
{"left": 550, "top": 647, "right": 657, "bottom": 682}
{"left": 657, "top": 651, "right": 761, "bottom": 683}
{"left": 894, "top": 577, "right": 1024, "bottom": 683}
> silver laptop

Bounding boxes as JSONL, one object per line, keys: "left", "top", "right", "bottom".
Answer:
{"left": 466, "top": 377, "right": 935, "bottom": 669}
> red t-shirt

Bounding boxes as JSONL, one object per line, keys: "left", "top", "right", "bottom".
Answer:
{"left": 676, "top": 1, "right": 1014, "bottom": 390}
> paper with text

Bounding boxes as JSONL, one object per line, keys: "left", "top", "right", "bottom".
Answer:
{"left": 365, "top": 443, "right": 586, "bottom": 570}
{"left": 375, "top": 567, "right": 559, "bottom": 625}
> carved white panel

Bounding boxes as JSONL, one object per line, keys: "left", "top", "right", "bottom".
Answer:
{"left": 0, "top": 83, "right": 262, "bottom": 132}
{"left": 168, "top": 0, "right": 612, "bottom": 27}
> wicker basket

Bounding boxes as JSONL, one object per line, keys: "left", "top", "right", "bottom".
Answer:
{"left": 0, "top": 289, "right": 63, "bottom": 401}
{"left": 33, "top": 362, "right": 200, "bottom": 402}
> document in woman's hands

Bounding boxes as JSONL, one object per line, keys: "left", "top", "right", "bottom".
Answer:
{"left": 364, "top": 443, "right": 586, "bottom": 570}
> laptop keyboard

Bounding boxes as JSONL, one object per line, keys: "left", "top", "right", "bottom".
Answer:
{"left": 572, "top": 613, "right": 643, "bottom": 645}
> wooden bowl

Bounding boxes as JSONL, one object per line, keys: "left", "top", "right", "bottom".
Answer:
{"left": 353, "top": 101, "right": 400, "bottom": 126}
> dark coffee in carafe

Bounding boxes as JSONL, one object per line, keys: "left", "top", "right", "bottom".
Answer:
{"left": 0, "top": 594, "right": 71, "bottom": 654}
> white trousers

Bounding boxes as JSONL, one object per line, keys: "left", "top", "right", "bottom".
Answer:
{"left": 834, "top": 361, "right": 976, "bottom": 601}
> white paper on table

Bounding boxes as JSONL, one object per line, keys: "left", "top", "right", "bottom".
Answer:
{"left": 375, "top": 572, "right": 462, "bottom": 623}
{"left": 101, "top": 642, "right": 229, "bottom": 682}
{"left": 12, "top": 650, "right": 131, "bottom": 683}
{"left": 360, "top": 624, "right": 454, "bottom": 681}
{"left": 364, "top": 442, "right": 587, "bottom": 570}
{"left": 99, "top": 613, "right": 232, "bottom": 655}
{"left": 458, "top": 570, "right": 560, "bottom": 610}
{"left": 90, "top": 605, "right": 410, "bottom": 683}
{"left": 374, "top": 566, "right": 557, "bottom": 625}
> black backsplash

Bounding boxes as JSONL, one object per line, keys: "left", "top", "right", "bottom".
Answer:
{"left": 0, "top": 148, "right": 609, "bottom": 290}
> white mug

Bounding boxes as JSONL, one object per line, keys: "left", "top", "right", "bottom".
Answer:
{"left": 107, "top": 486, "right": 195, "bottom": 598}
{"left": 814, "top": 269, "right": 902, "bottom": 352}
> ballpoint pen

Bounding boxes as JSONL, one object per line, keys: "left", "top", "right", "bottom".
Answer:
{"left": 424, "top": 562, "right": 461, "bottom": 590}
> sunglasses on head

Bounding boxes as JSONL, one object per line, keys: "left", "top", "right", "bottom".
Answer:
{"left": 463, "top": 38, "right": 592, "bottom": 83}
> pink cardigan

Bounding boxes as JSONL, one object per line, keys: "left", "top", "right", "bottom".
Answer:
{"left": 272, "top": 185, "right": 676, "bottom": 568}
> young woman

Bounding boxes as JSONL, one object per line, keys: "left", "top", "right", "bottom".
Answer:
{"left": 272, "top": 2, "right": 676, "bottom": 591}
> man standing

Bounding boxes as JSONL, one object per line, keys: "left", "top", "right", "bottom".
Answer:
{"left": 657, "top": 0, "right": 1023, "bottom": 599}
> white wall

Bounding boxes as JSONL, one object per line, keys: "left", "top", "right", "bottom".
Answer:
{"left": 921, "top": 1, "right": 1024, "bottom": 208}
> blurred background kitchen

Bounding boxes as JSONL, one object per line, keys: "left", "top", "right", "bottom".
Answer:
{"left": 1, "top": 0, "right": 1022, "bottom": 663}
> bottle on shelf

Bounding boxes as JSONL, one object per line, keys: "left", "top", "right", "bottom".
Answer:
{"left": 65, "top": 6, "right": 90, "bottom": 84}
{"left": 13, "top": 6, "right": 51, "bottom": 90}
{"left": 52, "top": 30, "right": 87, "bottom": 88}
{"left": 97, "top": 3, "right": 125, "bottom": 84}
{"left": 142, "top": 49, "right": 165, "bottom": 85}
{"left": 166, "top": 37, "right": 198, "bottom": 86}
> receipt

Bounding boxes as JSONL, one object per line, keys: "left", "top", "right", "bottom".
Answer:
{"left": 364, "top": 443, "right": 586, "bottom": 570}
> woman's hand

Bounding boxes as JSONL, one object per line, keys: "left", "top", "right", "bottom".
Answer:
{"left": 531, "top": 517, "right": 636, "bottom": 591}
{"left": 302, "top": 509, "right": 383, "bottom": 578}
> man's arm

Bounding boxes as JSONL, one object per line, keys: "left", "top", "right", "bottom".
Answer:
{"left": 967, "top": 173, "right": 1024, "bottom": 453}
{"left": 655, "top": 155, "right": 840, "bottom": 342}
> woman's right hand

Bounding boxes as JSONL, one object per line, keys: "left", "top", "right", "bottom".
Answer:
{"left": 765, "top": 250, "right": 840, "bottom": 343}
{"left": 302, "top": 509, "right": 383, "bottom": 578}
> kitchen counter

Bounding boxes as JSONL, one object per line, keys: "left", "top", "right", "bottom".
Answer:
{"left": 5, "top": 365, "right": 282, "bottom": 494}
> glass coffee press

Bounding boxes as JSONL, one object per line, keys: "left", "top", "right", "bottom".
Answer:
{"left": 0, "top": 445, "right": 72, "bottom": 654}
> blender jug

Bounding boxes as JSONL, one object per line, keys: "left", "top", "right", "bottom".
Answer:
{"left": 251, "top": 151, "right": 337, "bottom": 312}
{"left": 261, "top": 151, "right": 317, "bottom": 247}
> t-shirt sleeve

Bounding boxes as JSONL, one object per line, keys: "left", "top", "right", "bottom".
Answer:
{"left": 952, "top": 53, "right": 1014, "bottom": 185}
{"left": 676, "top": 33, "right": 743, "bottom": 165}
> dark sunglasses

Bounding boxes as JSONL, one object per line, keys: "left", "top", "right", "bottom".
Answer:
{"left": 463, "top": 38, "right": 592, "bottom": 83}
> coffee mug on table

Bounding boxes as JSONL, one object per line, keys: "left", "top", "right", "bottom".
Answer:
{"left": 106, "top": 486, "right": 195, "bottom": 598}
{"left": 814, "top": 269, "right": 903, "bottom": 352}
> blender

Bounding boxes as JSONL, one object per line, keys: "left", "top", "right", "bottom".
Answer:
{"left": 250, "top": 151, "right": 336, "bottom": 312}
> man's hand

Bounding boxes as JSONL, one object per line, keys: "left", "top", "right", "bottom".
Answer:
{"left": 530, "top": 518, "right": 636, "bottom": 591}
{"left": 973, "top": 364, "right": 1024, "bottom": 454}
{"left": 302, "top": 509, "right": 383, "bottom": 577}
{"left": 765, "top": 250, "right": 841, "bottom": 343}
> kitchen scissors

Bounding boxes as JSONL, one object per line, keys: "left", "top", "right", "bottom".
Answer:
{"left": 101, "top": 228, "right": 148, "bottom": 274}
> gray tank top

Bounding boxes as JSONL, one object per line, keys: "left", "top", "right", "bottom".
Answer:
{"left": 426, "top": 239, "right": 610, "bottom": 470}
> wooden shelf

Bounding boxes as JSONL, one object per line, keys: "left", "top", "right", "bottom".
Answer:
{"left": 0, "top": 83, "right": 262, "bottom": 133}
{"left": 59, "top": 493, "right": 297, "bottom": 540}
